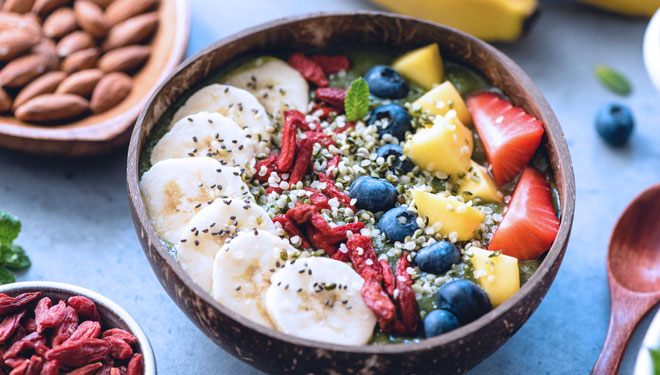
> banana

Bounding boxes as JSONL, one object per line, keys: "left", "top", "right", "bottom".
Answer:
{"left": 139, "top": 157, "right": 248, "bottom": 244}
{"left": 170, "top": 84, "right": 272, "bottom": 153}
{"left": 151, "top": 111, "right": 256, "bottom": 172}
{"left": 578, "top": 0, "right": 660, "bottom": 18}
{"left": 211, "top": 230, "right": 299, "bottom": 328}
{"left": 222, "top": 57, "right": 309, "bottom": 118}
{"left": 177, "top": 197, "right": 274, "bottom": 293}
{"left": 264, "top": 257, "right": 377, "bottom": 345}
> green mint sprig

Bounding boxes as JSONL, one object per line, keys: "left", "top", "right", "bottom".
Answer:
{"left": 651, "top": 346, "right": 660, "bottom": 375}
{"left": 345, "top": 78, "right": 370, "bottom": 122}
{"left": 595, "top": 64, "right": 632, "bottom": 96}
{"left": 0, "top": 210, "right": 32, "bottom": 284}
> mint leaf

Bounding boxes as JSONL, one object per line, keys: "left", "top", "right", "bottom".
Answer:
{"left": 0, "top": 211, "right": 20, "bottom": 245}
{"left": 0, "top": 266, "right": 14, "bottom": 285}
{"left": 651, "top": 346, "right": 660, "bottom": 375}
{"left": 0, "top": 244, "right": 30, "bottom": 271}
{"left": 595, "top": 64, "right": 632, "bottom": 96}
{"left": 345, "top": 78, "right": 370, "bottom": 122}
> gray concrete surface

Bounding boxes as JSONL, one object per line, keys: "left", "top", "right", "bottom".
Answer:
{"left": 1, "top": 0, "right": 659, "bottom": 373}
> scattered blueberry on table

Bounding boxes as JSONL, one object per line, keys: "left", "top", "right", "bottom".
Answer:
{"left": 595, "top": 103, "right": 634, "bottom": 146}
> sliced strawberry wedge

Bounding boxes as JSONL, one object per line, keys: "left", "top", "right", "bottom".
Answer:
{"left": 467, "top": 92, "right": 544, "bottom": 186}
{"left": 488, "top": 167, "right": 560, "bottom": 260}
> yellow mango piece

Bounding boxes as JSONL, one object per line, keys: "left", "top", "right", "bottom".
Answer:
{"left": 458, "top": 161, "right": 503, "bottom": 203}
{"left": 413, "top": 81, "right": 471, "bottom": 125}
{"left": 469, "top": 247, "right": 520, "bottom": 306}
{"left": 403, "top": 114, "right": 473, "bottom": 176}
{"left": 412, "top": 191, "right": 484, "bottom": 241}
{"left": 392, "top": 43, "right": 444, "bottom": 90}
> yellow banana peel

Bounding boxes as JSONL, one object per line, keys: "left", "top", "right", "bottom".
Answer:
{"left": 369, "top": 0, "right": 539, "bottom": 42}
{"left": 578, "top": 0, "right": 660, "bottom": 18}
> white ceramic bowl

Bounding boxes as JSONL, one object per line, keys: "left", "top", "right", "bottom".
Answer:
{"left": 643, "top": 8, "right": 660, "bottom": 91}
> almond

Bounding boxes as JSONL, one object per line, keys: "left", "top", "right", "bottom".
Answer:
{"left": 13, "top": 71, "right": 67, "bottom": 110}
{"left": 0, "top": 53, "right": 58, "bottom": 88}
{"left": 3, "top": 0, "right": 37, "bottom": 14}
{"left": 43, "top": 8, "right": 78, "bottom": 39}
{"left": 0, "top": 13, "right": 41, "bottom": 36}
{"left": 15, "top": 93, "right": 89, "bottom": 122}
{"left": 90, "top": 71, "right": 131, "bottom": 113}
{"left": 0, "top": 29, "right": 41, "bottom": 61}
{"left": 56, "top": 31, "right": 95, "bottom": 57}
{"left": 33, "top": 0, "right": 71, "bottom": 15}
{"left": 102, "top": 12, "right": 158, "bottom": 51}
{"left": 86, "top": 0, "right": 113, "bottom": 9}
{"left": 62, "top": 47, "right": 99, "bottom": 73}
{"left": 31, "top": 38, "right": 58, "bottom": 61}
{"left": 98, "top": 45, "right": 150, "bottom": 72}
{"left": 74, "top": 0, "right": 109, "bottom": 38}
{"left": 0, "top": 87, "right": 11, "bottom": 112}
{"left": 56, "top": 68, "right": 103, "bottom": 96}
{"left": 105, "top": 0, "right": 158, "bottom": 26}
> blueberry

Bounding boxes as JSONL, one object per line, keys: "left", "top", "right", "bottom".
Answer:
{"left": 595, "top": 103, "right": 634, "bottom": 146}
{"left": 413, "top": 241, "right": 462, "bottom": 275}
{"left": 423, "top": 309, "right": 459, "bottom": 338}
{"left": 349, "top": 176, "right": 398, "bottom": 213}
{"left": 367, "top": 104, "right": 412, "bottom": 141}
{"left": 377, "top": 207, "right": 418, "bottom": 242}
{"left": 363, "top": 65, "right": 409, "bottom": 99}
{"left": 376, "top": 144, "right": 414, "bottom": 173}
{"left": 436, "top": 280, "right": 491, "bottom": 325}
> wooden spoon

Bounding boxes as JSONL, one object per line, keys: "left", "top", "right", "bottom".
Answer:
{"left": 592, "top": 184, "right": 660, "bottom": 374}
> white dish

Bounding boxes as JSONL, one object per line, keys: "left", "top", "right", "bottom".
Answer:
{"left": 634, "top": 309, "right": 660, "bottom": 374}
{"left": 643, "top": 8, "right": 660, "bottom": 91}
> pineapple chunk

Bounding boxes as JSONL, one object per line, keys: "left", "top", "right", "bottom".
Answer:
{"left": 412, "top": 191, "right": 484, "bottom": 241}
{"left": 458, "top": 161, "right": 503, "bottom": 203}
{"left": 392, "top": 43, "right": 444, "bottom": 90}
{"left": 469, "top": 247, "right": 520, "bottom": 306}
{"left": 403, "top": 114, "right": 473, "bottom": 175}
{"left": 413, "top": 81, "right": 471, "bottom": 125}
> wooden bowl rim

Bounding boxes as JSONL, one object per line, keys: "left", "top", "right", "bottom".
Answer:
{"left": 127, "top": 11, "right": 576, "bottom": 354}
{"left": 0, "top": 0, "right": 190, "bottom": 143}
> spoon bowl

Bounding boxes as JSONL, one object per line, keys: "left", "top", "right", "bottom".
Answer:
{"left": 592, "top": 184, "right": 660, "bottom": 374}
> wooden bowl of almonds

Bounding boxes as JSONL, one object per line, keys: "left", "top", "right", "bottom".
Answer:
{"left": 0, "top": 0, "right": 189, "bottom": 157}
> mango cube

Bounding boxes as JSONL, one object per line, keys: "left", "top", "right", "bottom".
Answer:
{"left": 469, "top": 247, "right": 520, "bottom": 306}
{"left": 413, "top": 81, "right": 471, "bottom": 125}
{"left": 403, "top": 114, "right": 473, "bottom": 176}
{"left": 412, "top": 191, "right": 484, "bottom": 241}
{"left": 392, "top": 43, "right": 444, "bottom": 90}
{"left": 458, "top": 161, "right": 503, "bottom": 203}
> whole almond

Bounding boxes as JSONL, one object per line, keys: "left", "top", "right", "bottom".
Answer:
{"left": 0, "top": 87, "right": 11, "bottom": 112}
{"left": 15, "top": 93, "right": 89, "bottom": 122}
{"left": 98, "top": 45, "right": 149, "bottom": 72}
{"left": 0, "top": 13, "right": 41, "bottom": 36}
{"left": 86, "top": 0, "right": 113, "bottom": 9}
{"left": 56, "top": 68, "right": 102, "bottom": 96}
{"left": 102, "top": 12, "right": 158, "bottom": 51}
{"left": 31, "top": 38, "right": 57, "bottom": 61}
{"left": 33, "top": 0, "right": 71, "bottom": 15}
{"left": 106, "top": 0, "right": 157, "bottom": 26}
{"left": 3, "top": 0, "right": 37, "bottom": 14}
{"left": 90, "top": 71, "right": 131, "bottom": 113}
{"left": 74, "top": 0, "right": 109, "bottom": 38}
{"left": 56, "top": 31, "right": 95, "bottom": 57}
{"left": 62, "top": 47, "right": 99, "bottom": 73}
{"left": 13, "top": 71, "right": 67, "bottom": 110}
{"left": 0, "top": 53, "right": 58, "bottom": 88}
{"left": 43, "top": 8, "right": 78, "bottom": 39}
{"left": 0, "top": 29, "right": 41, "bottom": 61}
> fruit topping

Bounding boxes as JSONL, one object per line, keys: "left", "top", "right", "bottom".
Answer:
{"left": 367, "top": 103, "right": 412, "bottom": 141}
{"left": 413, "top": 240, "right": 462, "bottom": 275}
{"left": 595, "top": 103, "right": 634, "bottom": 146}
{"left": 377, "top": 206, "right": 419, "bottom": 242}
{"left": 363, "top": 65, "right": 409, "bottom": 99}
{"left": 349, "top": 176, "right": 398, "bottom": 213}
{"left": 436, "top": 279, "right": 491, "bottom": 325}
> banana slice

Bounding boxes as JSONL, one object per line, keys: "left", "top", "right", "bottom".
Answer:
{"left": 265, "top": 257, "right": 377, "bottom": 345}
{"left": 223, "top": 57, "right": 309, "bottom": 117}
{"left": 170, "top": 84, "right": 271, "bottom": 153}
{"left": 211, "top": 230, "right": 299, "bottom": 328}
{"left": 139, "top": 157, "right": 248, "bottom": 244}
{"left": 151, "top": 111, "right": 255, "bottom": 171}
{"left": 177, "top": 197, "right": 274, "bottom": 293}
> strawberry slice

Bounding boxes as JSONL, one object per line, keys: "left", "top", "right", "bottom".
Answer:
{"left": 488, "top": 167, "right": 559, "bottom": 260}
{"left": 467, "top": 92, "right": 544, "bottom": 186}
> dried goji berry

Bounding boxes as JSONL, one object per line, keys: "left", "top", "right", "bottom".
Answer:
{"left": 306, "top": 226, "right": 339, "bottom": 256}
{"left": 277, "top": 114, "right": 297, "bottom": 172}
{"left": 40, "top": 360, "right": 59, "bottom": 375}
{"left": 37, "top": 301, "right": 67, "bottom": 333}
{"left": 310, "top": 55, "right": 350, "bottom": 74}
{"left": 34, "top": 297, "right": 51, "bottom": 328}
{"left": 334, "top": 121, "right": 355, "bottom": 134}
{"left": 329, "top": 222, "right": 365, "bottom": 243}
{"left": 283, "top": 110, "right": 310, "bottom": 131}
{"left": 272, "top": 215, "right": 310, "bottom": 248}
{"left": 4, "top": 332, "right": 46, "bottom": 359}
{"left": 288, "top": 138, "right": 314, "bottom": 185}
{"left": 23, "top": 319, "right": 37, "bottom": 333}
{"left": 315, "top": 87, "right": 345, "bottom": 111}
{"left": 67, "top": 297, "right": 100, "bottom": 323}
{"left": 379, "top": 318, "right": 408, "bottom": 334}
{"left": 303, "top": 131, "right": 336, "bottom": 148}
{"left": 361, "top": 278, "right": 396, "bottom": 324}
{"left": 0, "top": 310, "right": 25, "bottom": 343}
{"left": 52, "top": 307, "right": 79, "bottom": 347}
{"left": 0, "top": 293, "right": 40, "bottom": 315}
{"left": 331, "top": 250, "right": 349, "bottom": 262}
{"left": 395, "top": 254, "right": 413, "bottom": 288}
{"left": 285, "top": 203, "right": 317, "bottom": 225}
{"left": 311, "top": 104, "right": 335, "bottom": 120}
{"left": 65, "top": 362, "right": 103, "bottom": 375}
{"left": 288, "top": 53, "right": 328, "bottom": 87}
{"left": 66, "top": 321, "right": 101, "bottom": 343}
{"left": 127, "top": 353, "right": 143, "bottom": 375}
{"left": 395, "top": 284, "right": 419, "bottom": 334}
{"left": 346, "top": 235, "right": 382, "bottom": 283}
{"left": 265, "top": 186, "right": 283, "bottom": 195}
{"left": 109, "top": 368, "right": 122, "bottom": 375}
{"left": 4, "top": 357, "right": 26, "bottom": 369}
{"left": 326, "top": 154, "right": 341, "bottom": 176}
{"left": 8, "top": 359, "right": 27, "bottom": 375}
{"left": 254, "top": 153, "right": 278, "bottom": 184}
{"left": 380, "top": 259, "right": 395, "bottom": 296}
{"left": 318, "top": 173, "right": 354, "bottom": 210}
{"left": 303, "top": 188, "right": 330, "bottom": 210}
{"left": 46, "top": 339, "right": 109, "bottom": 367}
{"left": 101, "top": 329, "right": 137, "bottom": 345}
{"left": 103, "top": 336, "right": 132, "bottom": 360}
{"left": 24, "top": 355, "right": 43, "bottom": 375}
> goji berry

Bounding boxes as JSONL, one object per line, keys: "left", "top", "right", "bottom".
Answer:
{"left": 315, "top": 87, "right": 345, "bottom": 111}
{"left": 395, "top": 284, "right": 419, "bottom": 334}
{"left": 395, "top": 254, "right": 413, "bottom": 288}
{"left": 284, "top": 203, "right": 317, "bottom": 225}
{"left": 254, "top": 153, "right": 278, "bottom": 184}
{"left": 52, "top": 307, "right": 79, "bottom": 347}
{"left": 306, "top": 226, "right": 339, "bottom": 256}
{"left": 272, "top": 215, "right": 310, "bottom": 248}
{"left": 303, "top": 188, "right": 330, "bottom": 210}
{"left": 0, "top": 293, "right": 40, "bottom": 315}
{"left": 334, "top": 121, "right": 355, "bottom": 134}
{"left": 127, "top": 353, "right": 143, "bottom": 375}
{"left": 67, "top": 296, "right": 101, "bottom": 322}
{"left": 4, "top": 332, "right": 46, "bottom": 359}
{"left": 277, "top": 114, "right": 297, "bottom": 172}
{"left": 346, "top": 235, "right": 382, "bottom": 283}
{"left": 380, "top": 259, "right": 395, "bottom": 296}
{"left": 23, "top": 319, "right": 37, "bottom": 333}
{"left": 311, "top": 104, "right": 335, "bottom": 120}
{"left": 8, "top": 359, "right": 27, "bottom": 375}
{"left": 318, "top": 173, "right": 354, "bottom": 210}
{"left": 361, "top": 278, "right": 396, "bottom": 324}
{"left": 109, "top": 368, "right": 123, "bottom": 375}
{"left": 303, "top": 131, "right": 336, "bottom": 148}
{"left": 103, "top": 336, "right": 132, "bottom": 360}
{"left": 40, "top": 360, "right": 59, "bottom": 375}
{"left": 326, "top": 154, "right": 341, "bottom": 176}
{"left": 288, "top": 53, "right": 328, "bottom": 87}
{"left": 331, "top": 250, "right": 349, "bottom": 262}
{"left": 37, "top": 301, "right": 67, "bottom": 333}
{"left": 265, "top": 186, "right": 283, "bottom": 195}
{"left": 329, "top": 222, "right": 365, "bottom": 243}
{"left": 65, "top": 362, "right": 103, "bottom": 375}
{"left": 66, "top": 321, "right": 101, "bottom": 343}
{"left": 283, "top": 110, "right": 310, "bottom": 131}
{"left": 46, "top": 339, "right": 109, "bottom": 367}
{"left": 0, "top": 310, "right": 25, "bottom": 343}
{"left": 289, "top": 138, "right": 314, "bottom": 185}
{"left": 310, "top": 55, "right": 350, "bottom": 74}
{"left": 4, "top": 357, "right": 26, "bottom": 369}
{"left": 379, "top": 318, "right": 408, "bottom": 334}
{"left": 101, "top": 329, "right": 137, "bottom": 345}
{"left": 34, "top": 297, "right": 51, "bottom": 328}
{"left": 24, "top": 355, "right": 43, "bottom": 375}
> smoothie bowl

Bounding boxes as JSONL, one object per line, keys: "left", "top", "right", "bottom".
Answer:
{"left": 127, "top": 12, "right": 575, "bottom": 374}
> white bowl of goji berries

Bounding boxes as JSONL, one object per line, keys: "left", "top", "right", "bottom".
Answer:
{"left": 0, "top": 281, "right": 155, "bottom": 374}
